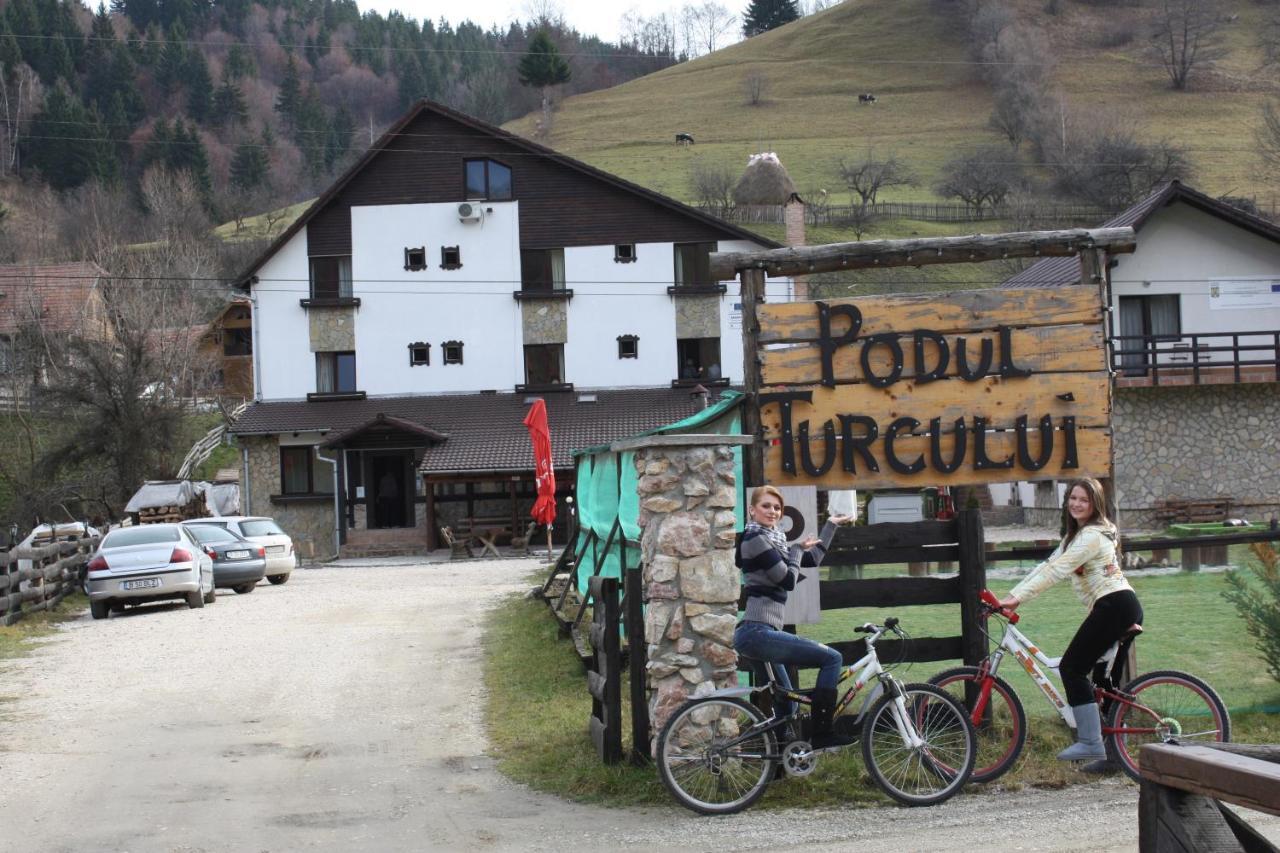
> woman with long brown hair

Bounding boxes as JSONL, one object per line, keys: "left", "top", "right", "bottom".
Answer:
{"left": 997, "top": 477, "right": 1142, "bottom": 762}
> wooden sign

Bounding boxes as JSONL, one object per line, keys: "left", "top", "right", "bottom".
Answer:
{"left": 757, "top": 286, "right": 1111, "bottom": 490}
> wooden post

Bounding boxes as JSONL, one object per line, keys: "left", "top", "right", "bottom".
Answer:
{"left": 587, "top": 576, "right": 622, "bottom": 764}
{"left": 740, "top": 267, "right": 766, "bottom": 487}
{"left": 624, "top": 548, "right": 650, "bottom": 765}
{"left": 956, "top": 509, "right": 987, "bottom": 668}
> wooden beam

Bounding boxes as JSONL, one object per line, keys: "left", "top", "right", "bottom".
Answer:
{"left": 710, "top": 227, "right": 1137, "bottom": 280}
{"left": 1141, "top": 744, "right": 1280, "bottom": 818}
{"left": 740, "top": 267, "right": 766, "bottom": 487}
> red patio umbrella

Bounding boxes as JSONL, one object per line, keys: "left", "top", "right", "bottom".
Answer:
{"left": 522, "top": 398, "right": 556, "bottom": 557}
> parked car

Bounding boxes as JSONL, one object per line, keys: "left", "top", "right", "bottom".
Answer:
{"left": 182, "top": 516, "right": 295, "bottom": 584}
{"left": 182, "top": 523, "right": 267, "bottom": 595}
{"left": 85, "top": 523, "right": 215, "bottom": 619}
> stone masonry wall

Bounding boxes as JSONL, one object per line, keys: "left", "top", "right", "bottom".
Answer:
{"left": 520, "top": 300, "right": 567, "bottom": 345}
{"left": 629, "top": 437, "right": 745, "bottom": 752}
{"left": 1114, "top": 384, "right": 1280, "bottom": 527}
{"left": 674, "top": 295, "right": 720, "bottom": 339}
{"left": 308, "top": 306, "right": 356, "bottom": 352}
{"left": 241, "top": 435, "right": 338, "bottom": 559}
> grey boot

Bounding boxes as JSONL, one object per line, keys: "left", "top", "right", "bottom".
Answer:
{"left": 1058, "top": 703, "right": 1107, "bottom": 761}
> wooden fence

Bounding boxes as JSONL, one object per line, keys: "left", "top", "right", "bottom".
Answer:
{"left": 587, "top": 576, "right": 623, "bottom": 764}
{"left": 1139, "top": 742, "right": 1280, "bottom": 852}
{"left": 0, "top": 535, "right": 98, "bottom": 626}
{"left": 701, "top": 202, "right": 1116, "bottom": 226}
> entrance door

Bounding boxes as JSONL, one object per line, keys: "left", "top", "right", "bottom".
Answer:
{"left": 370, "top": 453, "right": 409, "bottom": 528}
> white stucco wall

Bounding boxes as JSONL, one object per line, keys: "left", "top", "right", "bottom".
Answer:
{"left": 1110, "top": 204, "right": 1280, "bottom": 336}
{"left": 250, "top": 204, "right": 788, "bottom": 400}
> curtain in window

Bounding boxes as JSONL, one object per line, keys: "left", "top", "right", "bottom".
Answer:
{"left": 674, "top": 246, "right": 686, "bottom": 287}
{"left": 281, "top": 448, "right": 310, "bottom": 494}
{"left": 550, "top": 249, "right": 566, "bottom": 290}
{"left": 338, "top": 257, "right": 353, "bottom": 299}
{"left": 1117, "top": 297, "right": 1145, "bottom": 373}
{"left": 316, "top": 352, "right": 335, "bottom": 392}
{"left": 1148, "top": 295, "right": 1180, "bottom": 338}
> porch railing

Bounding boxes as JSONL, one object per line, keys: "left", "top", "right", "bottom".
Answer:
{"left": 1111, "top": 330, "right": 1280, "bottom": 385}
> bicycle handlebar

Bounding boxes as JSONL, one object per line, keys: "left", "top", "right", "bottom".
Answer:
{"left": 979, "top": 588, "right": 1020, "bottom": 624}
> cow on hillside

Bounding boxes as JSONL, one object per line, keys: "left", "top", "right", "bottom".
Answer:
{"left": 675, "top": 132, "right": 695, "bottom": 146}
{"left": 858, "top": 93, "right": 877, "bottom": 105}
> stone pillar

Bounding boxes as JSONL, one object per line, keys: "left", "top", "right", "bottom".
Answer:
{"left": 611, "top": 433, "right": 753, "bottom": 755}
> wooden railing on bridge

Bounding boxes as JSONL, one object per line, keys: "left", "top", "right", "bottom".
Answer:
{"left": 1139, "top": 742, "right": 1280, "bottom": 852}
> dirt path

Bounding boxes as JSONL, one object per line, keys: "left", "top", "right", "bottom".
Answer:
{"left": 1, "top": 557, "right": 1275, "bottom": 852}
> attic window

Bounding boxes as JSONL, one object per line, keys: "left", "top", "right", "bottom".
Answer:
{"left": 617, "top": 334, "right": 639, "bottom": 359}
{"left": 577, "top": 393, "right": 598, "bottom": 403}
{"left": 614, "top": 243, "right": 636, "bottom": 263}
{"left": 404, "top": 247, "right": 427, "bottom": 271}
{"left": 442, "top": 340, "right": 464, "bottom": 365}
{"left": 440, "top": 246, "right": 462, "bottom": 270}
{"left": 408, "top": 342, "right": 430, "bottom": 365}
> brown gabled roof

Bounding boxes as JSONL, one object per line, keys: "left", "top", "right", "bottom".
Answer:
{"left": 1002, "top": 182, "right": 1280, "bottom": 287}
{"left": 231, "top": 387, "right": 734, "bottom": 474}
{"left": 320, "top": 413, "right": 449, "bottom": 448}
{"left": 0, "top": 262, "right": 109, "bottom": 335}
{"left": 236, "top": 100, "right": 779, "bottom": 288}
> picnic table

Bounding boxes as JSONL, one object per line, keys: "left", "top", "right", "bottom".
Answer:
{"left": 455, "top": 516, "right": 513, "bottom": 558}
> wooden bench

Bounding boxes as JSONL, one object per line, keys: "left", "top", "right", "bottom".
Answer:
{"left": 1153, "top": 498, "right": 1232, "bottom": 525}
{"left": 438, "top": 526, "right": 473, "bottom": 560}
{"left": 455, "top": 516, "right": 513, "bottom": 558}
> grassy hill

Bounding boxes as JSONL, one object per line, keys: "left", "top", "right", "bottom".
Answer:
{"left": 505, "top": 0, "right": 1280, "bottom": 210}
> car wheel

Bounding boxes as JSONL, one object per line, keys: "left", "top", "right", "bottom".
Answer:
{"left": 234, "top": 583, "right": 256, "bottom": 594}
{"left": 186, "top": 589, "right": 204, "bottom": 609}
{"left": 90, "top": 599, "right": 109, "bottom": 620}
{"left": 204, "top": 585, "right": 217, "bottom": 604}
{"left": 267, "top": 574, "right": 290, "bottom": 585}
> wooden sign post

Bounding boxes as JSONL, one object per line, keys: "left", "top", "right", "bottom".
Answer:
{"left": 717, "top": 227, "right": 1136, "bottom": 493}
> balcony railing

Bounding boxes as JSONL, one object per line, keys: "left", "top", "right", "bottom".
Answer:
{"left": 1112, "top": 330, "right": 1280, "bottom": 386}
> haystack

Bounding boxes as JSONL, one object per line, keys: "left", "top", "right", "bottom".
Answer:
{"left": 732, "top": 152, "right": 798, "bottom": 206}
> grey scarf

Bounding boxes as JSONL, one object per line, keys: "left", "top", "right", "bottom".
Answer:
{"left": 745, "top": 521, "right": 790, "bottom": 558}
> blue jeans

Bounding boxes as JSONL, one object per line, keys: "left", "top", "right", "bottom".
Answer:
{"left": 735, "top": 620, "right": 844, "bottom": 717}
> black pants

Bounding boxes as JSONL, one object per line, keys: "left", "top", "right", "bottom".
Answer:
{"left": 1060, "top": 589, "right": 1143, "bottom": 706}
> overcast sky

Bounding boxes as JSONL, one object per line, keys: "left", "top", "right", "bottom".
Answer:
{"left": 358, "top": 1, "right": 704, "bottom": 43}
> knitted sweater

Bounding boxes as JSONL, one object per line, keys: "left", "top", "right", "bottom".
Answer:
{"left": 1009, "top": 522, "right": 1132, "bottom": 610}
{"left": 737, "top": 520, "right": 839, "bottom": 629}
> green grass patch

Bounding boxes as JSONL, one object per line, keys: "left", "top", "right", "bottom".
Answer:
{"left": 0, "top": 592, "right": 87, "bottom": 661}
{"left": 485, "top": 568, "right": 1280, "bottom": 809}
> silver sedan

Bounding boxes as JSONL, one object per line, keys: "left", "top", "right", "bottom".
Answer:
{"left": 85, "top": 524, "right": 215, "bottom": 620}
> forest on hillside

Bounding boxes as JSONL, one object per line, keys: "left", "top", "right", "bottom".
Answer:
{"left": 0, "top": 0, "right": 683, "bottom": 261}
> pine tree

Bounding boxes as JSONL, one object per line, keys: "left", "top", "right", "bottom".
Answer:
{"left": 110, "top": 42, "right": 146, "bottom": 123}
{"left": 0, "top": 17, "right": 23, "bottom": 72}
{"left": 157, "top": 21, "right": 188, "bottom": 91}
{"left": 325, "top": 105, "right": 353, "bottom": 171}
{"left": 170, "top": 117, "right": 210, "bottom": 195}
{"left": 224, "top": 44, "right": 254, "bottom": 80}
{"left": 211, "top": 73, "right": 248, "bottom": 127}
{"left": 142, "top": 117, "right": 172, "bottom": 171}
{"left": 741, "top": 0, "right": 800, "bottom": 37}
{"left": 28, "top": 84, "right": 110, "bottom": 189}
{"left": 230, "top": 137, "right": 268, "bottom": 190}
{"left": 41, "top": 33, "right": 75, "bottom": 85}
{"left": 275, "top": 53, "right": 301, "bottom": 125}
{"left": 396, "top": 55, "right": 427, "bottom": 111}
{"left": 5, "top": 0, "right": 40, "bottom": 71}
{"left": 184, "top": 49, "right": 213, "bottom": 123}
{"left": 292, "top": 88, "right": 327, "bottom": 176}
{"left": 517, "top": 30, "right": 569, "bottom": 137}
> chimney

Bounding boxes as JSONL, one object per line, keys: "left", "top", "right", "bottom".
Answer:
{"left": 784, "top": 192, "right": 808, "bottom": 300}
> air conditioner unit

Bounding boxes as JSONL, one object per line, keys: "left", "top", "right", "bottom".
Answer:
{"left": 457, "top": 202, "right": 483, "bottom": 222}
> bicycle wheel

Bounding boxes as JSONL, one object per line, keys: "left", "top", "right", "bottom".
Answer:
{"left": 861, "top": 682, "right": 975, "bottom": 806}
{"left": 929, "top": 666, "right": 1027, "bottom": 784}
{"left": 1106, "top": 669, "right": 1232, "bottom": 783}
{"left": 656, "top": 696, "right": 777, "bottom": 815}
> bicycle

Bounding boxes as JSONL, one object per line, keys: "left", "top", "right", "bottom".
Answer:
{"left": 929, "top": 589, "right": 1231, "bottom": 784}
{"left": 656, "top": 617, "right": 976, "bottom": 814}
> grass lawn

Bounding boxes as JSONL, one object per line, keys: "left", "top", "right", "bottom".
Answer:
{"left": 485, "top": 566, "right": 1279, "bottom": 810}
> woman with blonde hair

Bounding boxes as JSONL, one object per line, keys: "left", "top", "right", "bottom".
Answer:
{"left": 998, "top": 477, "right": 1142, "bottom": 761}
{"left": 735, "top": 485, "right": 854, "bottom": 749}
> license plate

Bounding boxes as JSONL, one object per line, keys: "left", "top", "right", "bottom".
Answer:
{"left": 267, "top": 545, "right": 286, "bottom": 554}
{"left": 226, "top": 550, "right": 250, "bottom": 559}
{"left": 122, "top": 578, "right": 161, "bottom": 591}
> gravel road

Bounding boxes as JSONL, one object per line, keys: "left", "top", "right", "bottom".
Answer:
{"left": 2, "top": 556, "right": 1276, "bottom": 852}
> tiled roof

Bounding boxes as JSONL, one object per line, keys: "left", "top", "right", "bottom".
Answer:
{"left": 1002, "top": 182, "right": 1280, "bottom": 288}
{"left": 231, "top": 387, "right": 737, "bottom": 474}
{"left": 0, "top": 262, "right": 108, "bottom": 334}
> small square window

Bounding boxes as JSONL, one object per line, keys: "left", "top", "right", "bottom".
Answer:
{"left": 440, "top": 246, "right": 462, "bottom": 269}
{"left": 442, "top": 340, "right": 464, "bottom": 365}
{"left": 615, "top": 243, "right": 636, "bottom": 263}
{"left": 617, "top": 335, "right": 639, "bottom": 359}
{"left": 404, "top": 247, "right": 427, "bottom": 271}
{"left": 408, "top": 342, "right": 430, "bottom": 365}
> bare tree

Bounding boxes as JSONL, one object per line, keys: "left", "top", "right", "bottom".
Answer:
{"left": 743, "top": 70, "right": 767, "bottom": 105}
{"left": 989, "top": 79, "right": 1046, "bottom": 151}
{"left": 684, "top": 1, "right": 738, "bottom": 56}
{"left": 837, "top": 150, "right": 916, "bottom": 206}
{"left": 0, "top": 63, "right": 41, "bottom": 176}
{"left": 1058, "top": 131, "right": 1192, "bottom": 208}
{"left": 688, "top": 156, "right": 737, "bottom": 217}
{"left": 935, "top": 146, "right": 1021, "bottom": 215}
{"left": 1149, "top": 0, "right": 1226, "bottom": 91}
